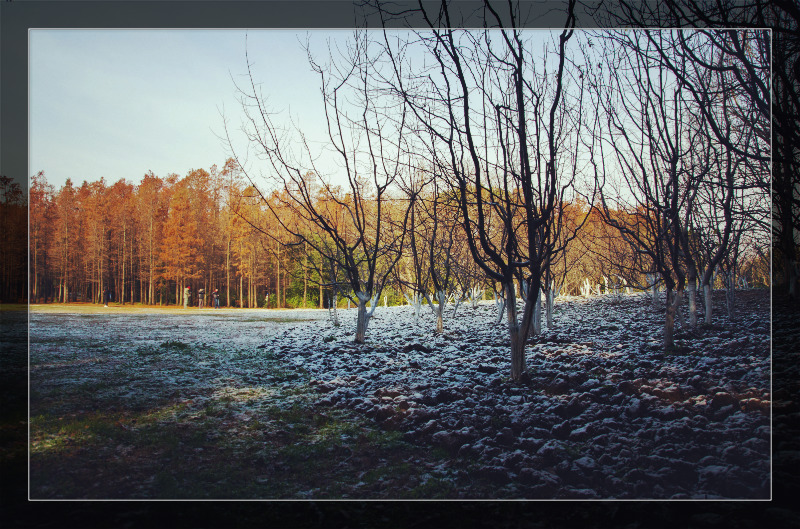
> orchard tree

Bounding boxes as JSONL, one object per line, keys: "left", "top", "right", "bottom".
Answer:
{"left": 227, "top": 31, "right": 414, "bottom": 342}
{"left": 375, "top": 0, "right": 580, "bottom": 380}
{"left": 398, "top": 169, "right": 461, "bottom": 332}
{"left": 606, "top": 1, "right": 785, "bottom": 297}
{"left": 591, "top": 30, "right": 703, "bottom": 347}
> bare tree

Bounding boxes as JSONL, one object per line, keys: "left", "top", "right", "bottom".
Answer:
{"left": 394, "top": 166, "right": 462, "bottom": 332}
{"left": 374, "top": 0, "right": 579, "bottom": 381}
{"left": 606, "top": 1, "right": 786, "bottom": 298}
{"left": 591, "top": 30, "right": 707, "bottom": 348}
{"left": 227, "top": 32, "right": 414, "bottom": 343}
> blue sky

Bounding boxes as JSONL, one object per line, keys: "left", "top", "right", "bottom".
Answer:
{"left": 30, "top": 29, "right": 338, "bottom": 188}
{"left": 29, "top": 28, "right": 571, "bottom": 190}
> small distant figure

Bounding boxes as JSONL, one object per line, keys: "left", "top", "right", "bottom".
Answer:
{"left": 184, "top": 286, "right": 190, "bottom": 308}
{"left": 103, "top": 288, "right": 110, "bottom": 307}
{"left": 198, "top": 288, "right": 205, "bottom": 308}
{"left": 213, "top": 288, "right": 220, "bottom": 309}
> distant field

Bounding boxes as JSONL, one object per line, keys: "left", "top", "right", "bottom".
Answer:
{"left": 29, "top": 303, "right": 329, "bottom": 320}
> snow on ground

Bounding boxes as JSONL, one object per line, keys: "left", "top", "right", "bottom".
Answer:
{"left": 29, "top": 291, "right": 771, "bottom": 499}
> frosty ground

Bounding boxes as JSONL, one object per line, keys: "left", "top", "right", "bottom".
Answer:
{"left": 29, "top": 290, "right": 770, "bottom": 499}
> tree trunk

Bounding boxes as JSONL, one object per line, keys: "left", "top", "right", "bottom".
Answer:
{"left": 494, "top": 290, "right": 505, "bottom": 325}
{"left": 647, "top": 273, "right": 659, "bottom": 310}
{"left": 724, "top": 271, "right": 735, "bottom": 320}
{"left": 664, "top": 288, "right": 683, "bottom": 348}
{"left": 329, "top": 292, "right": 340, "bottom": 326}
{"left": 121, "top": 225, "right": 126, "bottom": 305}
{"left": 687, "top": 285, "right": 696, "bottom": 329}
{"left": 505, "top": 281, "right": 526, "bottom": 382}
{"left": 703, "top": 283, "right": 712, "bottom": 325}
{"left": 303, "top": 243, "right": 308, "bottom": 308}
{"left": 687, "top": 265, "right": 697, "bottom": 328}
{"left": 33, "top": 236, "right": 38, "bottom": 302}
{"left": 276, "top": 245, "right": 281, "bottom": 309}
{"left": 452, "top": 291, "right": 464, "bottom": 317}
{"left": 130, "top": 232, "right": 135, "bottom": 304}
{"left": 545, "top": 286, "right": 558, "bottom": 329}
{"left": 581, "top": 277, "right": 592, "bottom": 298}
{"left": 149, "top": 218, "right": 154, "bottom": 305}
{"left": 470, "top": 287, "right": 482, "bottom": 309}
{"left": 355, "top": 296, "right": 369, "bottom": 343}
{"left": 403, "top": 291, "right": 423, "bottom": 324}
{"left": 435, "top": 291, "right": 445, "bottom": 333}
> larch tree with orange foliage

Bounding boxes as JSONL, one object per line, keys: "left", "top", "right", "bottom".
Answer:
{"left": 30, "top": 172, "right": 55, "bottom": 303}
{"left": 136, "top": 172, "right": 165, "bottom": 305}
{"left": 160, "top": 180, "right": 202, "bottom": 306}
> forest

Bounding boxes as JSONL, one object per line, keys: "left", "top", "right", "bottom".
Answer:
{"left": 29, "top": 157, "right": 769, "bottom": 314}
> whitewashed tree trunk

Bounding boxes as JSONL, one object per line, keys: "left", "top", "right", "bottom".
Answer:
{"left": 493, "top": 289, "right": 506, "bottom": 325}
{"left": 328, "top": 292, "right": 340, "bottom": 327}
{"left": 664, "top": 288, "right": 683, "bottom": 348}
{"left": 703, "top": 283, "right": 712, "bottom": 325}
{"left": 647, "top": 273, "right": 659, "bottom": 309}
{"left": 545, "top": 285, "right": 560, "bottom": 329}
{"left": 402, "top": 291, "right": 424, "bottom": 324}
{"left": 580, "top": 278, "right": 592, "bottom": 298}
{"left": 469, "top": 286, "right": 483, "bottom": 308}
{"left": 533, "top": 292, "right": 542, "bottom": 335}
{"left": 687, "top": 270, "right": 698, "bottom": 329}
{"left": 435, "top": 290, "right": 447, "bottom": 333}
{"left": 354, "top": 291, "right": 379, "bottom": 343}
{"left": 452, "top": 291, "right": 465, "bottom": 318}
{"left": 724, "top": 272, "right": 736, "bottom": 320}
{"left": 504, "top": 281, "right": 526, "bottom": 380}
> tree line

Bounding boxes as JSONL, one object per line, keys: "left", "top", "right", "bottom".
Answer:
{"left": 29, "top": 161, "right": 338, "bottom": 310}
{"left": 27, "top": 165, "right": 768, "bottom": 313}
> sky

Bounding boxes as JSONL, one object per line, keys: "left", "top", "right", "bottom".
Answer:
{"left": 29, "top": 28, "right": 577, "bottom": 191}
{"left": 29, "top": 29, "right": 341, "bottom": 189}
